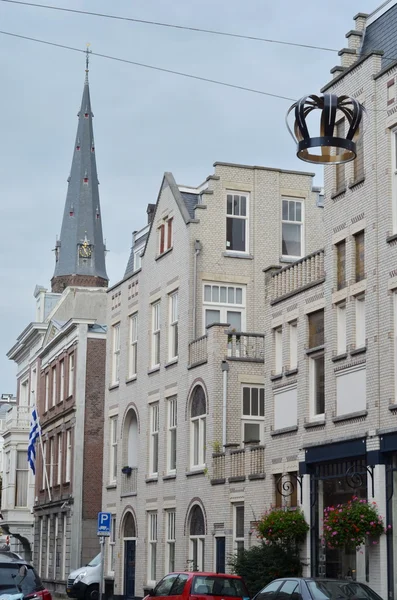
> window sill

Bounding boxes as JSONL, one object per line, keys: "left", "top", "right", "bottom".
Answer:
{"left": 126, "top": 376, "right": 137, "bottom": 384}
{"left": 332, "top": 410, "right": 368, "bottom": 423}
{"left": 145, "top": 476, "right": 158, "bottom": 483}
{"left": 280, "top": 255, "right": 302, "bottom": 264}
{"left": 147, "top": 366, "right": 160, "bottom": 375}
{"left": 332, "top": 353, "right": 348, "bottom": 362}
{"left": 270, "top": 373, "right": 283, "bottom": 382}
{"left": 270, "top": 425, "right": 298, "bottom": 437}
{"left": 248, "top": 473, "right": 266, "bottom": 480}
{"left": 285, "top": 368, "right": 298, "bottom": 376}
{"left": 387, "top": 233, "right": 397, "bottom": 244}
{"left": 222, "top": 251, "right": 253, "bottom": 260}
{"left": 228, "top": 475, "right": 246, "bottom": 483}
{"left": 106, "top": 483, "right": 117, "bottom": 490}
{"left": 306, "top": 345, "right": 325, "bottom": 356}
{"left": 211, "top": 478, "right": 226, "bottom": 486}
{"left": 304, "top": 419, "right": 326, "bottom": 429}
{"left": 331, "top": 187, "right": 346, "bottom": 200}
{"left": 348, "top": 177, "right": 365, "bottom": 190}
{"left": 186, "top": 469, "right": 206, "bottom": 477}
{"left": 163, "top": 474, "right": 176, "bottom": 481}
{"left": 108, "top": 383, "right": 119, "bottom": 391}
{"left": 165, "top": 359, "right": 178, "bottom": 369}
{"left": 155, "top": 247, "right": 173, "bottom": 261}
{"left": 350, "top": 346, "right": 367, "bottom": 356}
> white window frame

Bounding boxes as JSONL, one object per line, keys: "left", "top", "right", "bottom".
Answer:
{"left": 128, "top": 313, "right": 138, "bottom": 379}
{"left": 281, "top": 197, "right": 304, "bottom": 259}
{"left": 15, "top": 450, "right": 28, "bottom": 507}
{"left": 355, "top": 295, "right": 366, "bottom": 349}
{"left": 112, "top": 323, "right": 121, "bottom": 384}
{"left": 68, "top": 353, "right": 74, "bottom": 397}
{"left": 241, "top": 385, "right": 265, "bottom": 445}
{"left": 53, "top": 514, "right": 58, "bottom": 579}
{"left": 148, "top": 512, "right": 158, "bottom": 585}
{"left": 133, "top": 247, "right": 143, "bottom": 272}
{"left": 49, "top": 437, "right": 54, "bottom": 487}
{"left": 65, "top": 430, "right": 72, "bottom": 483}
{"left": 274, "top": 327, "right": 283, "bottom": 374}
{"left": 45, "top": 373, "right": 49, "bottom": 412}
{"left": 108, "top": 515, "right": 116, "bottom": 575}
{"left": 42, "top": 441, "right": 47, "bottom": 490}
{"left": 309, "top": 354, "right": 325, "bottom": 419}
{"left": 52, "top": 366, "right": 57, "bottom": 407}
{"left": 57, "top": 432, "right": 62, "bottom": 485}
{"left": 190, "top": 410, "right": 206, "bottom": 470}
{"left": 168, "top": 291, "right": 179, "bottom": 361}
{"left": 202, "top": 282, "right": 246, "bottom": 334}
{"left": 336, "top": 302, "right": 347, "bottom": 355}
{"left": 392, "top": 128, "right": 397, "bottom": 233}
{"left": 226, "top": 191, "right": 249, "bottom": 254}
{"left": 149, "top": 404, "right": 159, "bottom": 477}
{"left": 46, "top": 515, "right": 51, "bottom": 579}
{"left": 109, "top": 417, "right": 118, "bottom": 483}
{"left": 61, "top": 514, "right": 67, "bottom": 580}
{"left": 19, "top": 378, "right": 29, "bottom": 407}
{"left": 31, "top": 368, "right": 37, "bottom": 405}
{"left": 189, "top": 535, "right": 205, "bottom": 572}
{"left": 39, "top": 517, "right": 43, "bottom": 576}
{"left": 151, "top": 302, "right": 161, "bottom": 368}
{"left": 167, "top": 397, "right": 177, "bottom": 474}
{"left": 234, "top": 504, "right": 245, "bottom": 553}
{"left": 165, "top": 510, "right": 176, "bottom": 574}
{"left": 289, "top": 321, "right": 298, "bottom": 370}
{"left": 60, "top": 360, "right": 65, "bottom": 403}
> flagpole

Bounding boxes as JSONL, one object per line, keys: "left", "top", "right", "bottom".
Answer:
{"left": 32, "top": 393, "right": 52, "bottom": 502}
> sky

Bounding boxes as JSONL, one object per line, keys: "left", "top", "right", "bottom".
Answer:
{"left": 0, "top": 0, "right": 380, "bottom": 392}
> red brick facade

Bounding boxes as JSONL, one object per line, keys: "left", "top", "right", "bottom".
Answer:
{"left": 51, "top": 274, "right": 108, "bottom": 293}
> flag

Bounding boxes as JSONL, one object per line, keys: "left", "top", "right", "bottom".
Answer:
{"left": 28, "top": 407, "right": 40, "bottom": 474}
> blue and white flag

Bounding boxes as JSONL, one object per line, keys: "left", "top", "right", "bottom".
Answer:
{"left": 28, "top": 407, "right": 40, "bottom": 475}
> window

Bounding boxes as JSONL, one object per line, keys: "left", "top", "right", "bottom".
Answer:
{"left": 392, "top": 129, "right": 397, "bottom": 232}
{"left": 203, "top": 283, "right": 245, "bottom": 333}
{"left": 108, "top": 516, "right": 116, "bottom": 574}
{"left": 149, "top": 404, "right": 159, "bottom": 476}
{"left": 60, "top": 360, "right": 65, "bottom": 402}
{"left": 274, "top": 328, "right": 283, "bottom": 374}
{"left": 166, "top": 510, "right": 176, "bottom": 573}
{"left": 46, "top": 516, "right": 51, "bottom": 579}
{"left": 169, "top": 291, "right": 179, "bottom": 361}
{"left": 49, "top": 437, "right": 54, "bottom": 487}
{"left": 31, "top": 369, "right": 37, "bottom": 404}
{"left": 189, "top": 505, "right": 205, "bottom": 571}
{"left": 274, "top": 474, "right": 283, "bottom": 508}
{"left": 336, "top": 303, "right": 346, "bottom": 355}
{"left": 19, "top": 379, "right": 29, "bottom": 407}
{"left": 388, "top": 80, "right": 395, "bottom": 104}
{"left": 112, "top": 323, "right": 121, "bottom": 384}
{"left": 282, "top": 198, "right": 303, "bottom": 258}
{"left": 354, "top": 231, "right": 365, "bottom": 282}
{"left": 45, "top": 373, "right": 49, "bottom": 412}
{"left": 167, "top": 397, "right": 177, "bottom": 473}
{"left": 335, "top": 119, "right": 345, "bottom": 192}
{"left": 61, "top": 514, "right": 67, "bottom": 580}
{"left": 353, "top": 129, "right": 364, "bottom": 182}
{"left": 151, "top": 302, "right": 161, "bottom": 367}
{"left": 57, "top": 432, "right": 62, "bottom": 485}
{"left": 68, "top": 353, "right": 74, "bottom": 397}
{"left": 308, "top": 310, "right": 324, "bottom": 349}
{"left": 52, "top": 367, "right": 57, "bottom": 407}
{"left": 242, "top": 386, "right": 264, "bottom": 444}
{"left": 289, "top": 321, "right": 298, "bottom": 370}
{"left": 226, "top": 192, "right": 248, "bottom": 253}
{"left": 53, "top": 514, "right": 58, "bottom": 579}
{"left": 148, "top": 512, "right": 158, "bottom": 584}
{"left": 310, "top": 354, "right": 325, "bottom": 417}
{"left": 109, "top": 417, "right": 118, "bottom": 482}
{"left": 355, "top": 295, "right": 366, "bottom": 348}
{"left": 190, "top": 386, "right": 206, "bottom": 469}
{"left": 39, "top": 517, "right": 43, "bottom": 575}
{"left": 158, "top": 217, "right": 173, "bottom": 254}
{"left": 336, "top": 240, "right": 346, "bottom": 290}
{"left": 133, "top": 247, "right": 143, "bottom": 271}
{"left": 167, "top": 218, "right": 173, "bottom": 250}
{"left": 234, "top": 505, "right": 244, "bottom": 553}
{"left": 128, "top": 313, "right": 138, "bottom": 378}
{"left": 15, "top": 451, "right": 28, "bottom": 507}
{"left": 42, "top": 441, "right": 47, "bottom": 490}
{"left": 65, "top": 430, "right": 72, "bottom": 483}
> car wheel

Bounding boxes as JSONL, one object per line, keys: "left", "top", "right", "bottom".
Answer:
{"left": 85, "top": 584, "right": 99, "bottom": 600}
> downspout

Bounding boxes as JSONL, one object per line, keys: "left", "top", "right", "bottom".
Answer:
{"left": 193, "top": 240, "right": 202, "bottom": 340}
{"left": 221, "top": 361, "right": 229, "bottom": 448}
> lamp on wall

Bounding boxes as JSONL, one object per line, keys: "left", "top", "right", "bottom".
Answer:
{"left": 286, "top": 94, "right": 365, "bottom": 165}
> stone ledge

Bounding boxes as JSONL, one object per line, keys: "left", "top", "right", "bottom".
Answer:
{"left": 332, "top": 353, "right": 348, "bottom": 362}
{"left": 304, "top": 419, "right": 326, "bottom": 429}
{"left": 228, "top": 476, "right": 246, "bottom": 483}
{"left": 270, "top": 425, "right": 298, "bottom": 437}
{"left": 332, "top": 409, "right": 368, "bottom": 423}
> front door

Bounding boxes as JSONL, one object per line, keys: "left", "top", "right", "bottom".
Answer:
{"left": 215, "top": 537, "right": 226, "bottom": 573}
{"left": 124, "top": 540, "right": 136, "bottom": 600}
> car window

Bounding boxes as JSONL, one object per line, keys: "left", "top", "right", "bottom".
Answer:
{"left": 192, "top": 576, "right": 248, "bottom": 597}
{"left": 87, "top": 554, "right": 101, "bottom": 567}
{"left": 307, "top": 581, "right": 382, "bottom": 600}
{"left": 277, "top": 581, "right": 299, "bottom": 600}
{"left": 154, "top": 575, "right": 179, "bottom": 596}
{"left": 0, "top": 564, "right": 44, "bottom": 596}
{"left": 255, "top": 581, "right": 284, "bottom": 600}
{"left": 170, "top": 574, "right": 189, "bottom": 596}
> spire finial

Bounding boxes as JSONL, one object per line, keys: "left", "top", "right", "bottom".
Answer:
{"left": 85, "top": 43, "right": 91, "bottom": 84}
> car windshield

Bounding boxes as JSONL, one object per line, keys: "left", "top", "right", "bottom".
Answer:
{"left": 307, "top": 581, "right": 382, "bottom": 600}
{"left": 0, "top": 563, "right": 44, "bottom": 597}
{"left": 192, "top": 576, "right": 249, "bottom": 598}
{"left": 87, "top": 554, "right": 101, "bottom": 567}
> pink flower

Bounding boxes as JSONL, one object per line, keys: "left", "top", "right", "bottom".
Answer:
{"left": 332, "top": 531, "right": 338, "bottom": 536}
{"left": 372, "top": 541, "right": 378, "bottom": 545}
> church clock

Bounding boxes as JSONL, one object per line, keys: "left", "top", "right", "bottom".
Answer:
{"left": 79, "top": 241, "right": 92, "bottom": 258}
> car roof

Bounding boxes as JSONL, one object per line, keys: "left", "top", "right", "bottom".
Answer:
{"left": 272, "top": 578, "right": 368, "bottom": 583}
{"left": 170, "top": 572, "right": 243, "bottom": 579}
{"left": 0, "top": 551, "right": 28, "bottom": 563}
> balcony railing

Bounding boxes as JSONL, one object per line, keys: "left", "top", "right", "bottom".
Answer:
{"left": 212, "top": 453, "right": 226, "bottom": 481}
{"left": 5, "top": 406, "right": 30, "bottom": 430}
{"left": 211, "top": 446, "right": 265, "bottom": 484}
{"left": 120, "top": 467, "right": 138, "bottom": 496}
{"left": 230, "top": 449, "right": 245, "bottom": 479}
{"left": 272, "top": 249, "right": 325, "bottom": 302}
{"left": 250, "top": 445, "right": 265, "bottom": 476}
{"left": 188, "top": 335, "right": 208, "bottom": 367}
{"left": 227, "top": 333, "right": 265, "bottom": 362}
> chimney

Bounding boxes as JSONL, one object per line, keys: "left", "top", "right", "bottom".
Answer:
{"left": 147, "top": 203, "right": 156, "bottom": 225}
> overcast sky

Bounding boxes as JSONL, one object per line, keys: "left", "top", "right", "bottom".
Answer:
{"left": 0, "top": 0, "right": 380, "bottom": 392}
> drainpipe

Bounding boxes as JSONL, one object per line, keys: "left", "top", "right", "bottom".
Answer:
{"left": 193, "top": 240, "right": 202, "bottom": 340}
{"left": 221, "top": 361, "right": 229, "bottom": 448}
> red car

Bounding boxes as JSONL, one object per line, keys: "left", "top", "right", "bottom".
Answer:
{"left": 145, "top": 572, "right": 250, "bottom": 600}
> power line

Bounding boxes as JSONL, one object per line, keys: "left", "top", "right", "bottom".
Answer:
{"left": 0, "top": 0, "right": 339, "bottom": 54}
{"left": 0, "top": 29, "right": 297, "bottom": 102}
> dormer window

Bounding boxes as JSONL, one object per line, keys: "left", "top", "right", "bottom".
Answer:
{"left": 158, "top": 216, "right": 173, "bottom": 256}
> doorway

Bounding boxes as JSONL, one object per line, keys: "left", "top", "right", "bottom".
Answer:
{"left": 124, "top": 540, "right": 136, "bottom": 600}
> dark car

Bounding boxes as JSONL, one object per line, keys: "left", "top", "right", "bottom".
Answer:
{"left": 144, "top": 572, "right": 250, "bottom": 600}
{"left": 0, "top": 550, "right": 52, "bottom": 600}
{"left": 253, "top": 578, "right": 383, "bottom": 600}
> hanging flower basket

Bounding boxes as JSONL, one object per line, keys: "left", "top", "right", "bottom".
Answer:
{"left": 121, "top": 466, "right": 133, "bottom": 476}
{"left": 323, "top": 496, "right": 390, "bottom": 550}
{"left": 256, "top": 508, "right": 309, "bottom": 548}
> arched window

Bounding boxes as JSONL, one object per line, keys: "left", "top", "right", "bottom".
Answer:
{"left": 190, "top": 386, "right": 206, "bottom": 469}
{"left": 127, "top": 413, "right": 138, "bottom": 467}
{"left": 189, "top": 505, "right": 205, "bottom": 571}
{"left": 123, "top": 512, "right": 136, "bottom": 538}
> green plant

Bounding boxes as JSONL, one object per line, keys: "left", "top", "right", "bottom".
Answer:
{"left": 210, "top": 440, "right": 222, "bottom": 453}
{"left": 323, "top": 496, "right": 389, "bottom": 549}
{"left": 256, "top": 507, "right": 309, "bottom": 549}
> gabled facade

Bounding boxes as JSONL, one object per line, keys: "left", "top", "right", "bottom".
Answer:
{"left": 102, "top": 162, "right": 324, "bottom": 600}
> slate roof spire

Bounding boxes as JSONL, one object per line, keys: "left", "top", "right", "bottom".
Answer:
{"left": 51, "top": 48, "right": 108, "bottom": 293}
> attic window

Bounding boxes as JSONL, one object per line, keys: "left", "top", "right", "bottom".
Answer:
{"left": 158, "top": 216, "right": 173, "bottom": 256}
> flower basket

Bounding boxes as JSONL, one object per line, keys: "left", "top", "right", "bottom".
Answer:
{"left": 256, "top": 507, "right": 309, "bottom": 548}
{"left": 323, "top": 496, "right": 389, "bottom": 550}
{"left": 121, "top": 466, "right": 133, "bottom": 476}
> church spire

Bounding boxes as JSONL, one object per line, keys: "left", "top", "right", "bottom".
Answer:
{"left": 51, "top": 49, "right": 108, "bottom": 293}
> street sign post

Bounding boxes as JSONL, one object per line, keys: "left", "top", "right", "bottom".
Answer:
{"left": 97, "top": 513, "right": 112, "bottom": 600}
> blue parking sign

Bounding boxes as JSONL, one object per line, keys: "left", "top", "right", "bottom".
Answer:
{"left": 97, "top": 512, "right": 112, "bottom": 537}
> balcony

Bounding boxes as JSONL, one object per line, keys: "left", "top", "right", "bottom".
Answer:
{"left": 271, "top": 249, "right": 325, "bottom": 304}
{"left": 120, "top": 467, "right": 138, "bottom": 497}
{"left": 188, "top": 330, "right": 265, "bottom": 368}
{"left": 211, "top": 445, "right": 265, "bottom": 485}
{"left": 227, "top": 333, "right": 264, "bottom": 362}
{"left": 5, "top": 406, "right": 30, "bottom": 430}
{"left": 188, "top": 335, "right": 207, "bottom": 367}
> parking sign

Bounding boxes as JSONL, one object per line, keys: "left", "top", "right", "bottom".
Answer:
{"left": 97, "top": 512, "right": 112, "bottom": 537}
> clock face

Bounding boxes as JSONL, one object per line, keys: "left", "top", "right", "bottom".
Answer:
{"left": 79, "top": 243, "right": 92, "bottom": 258}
